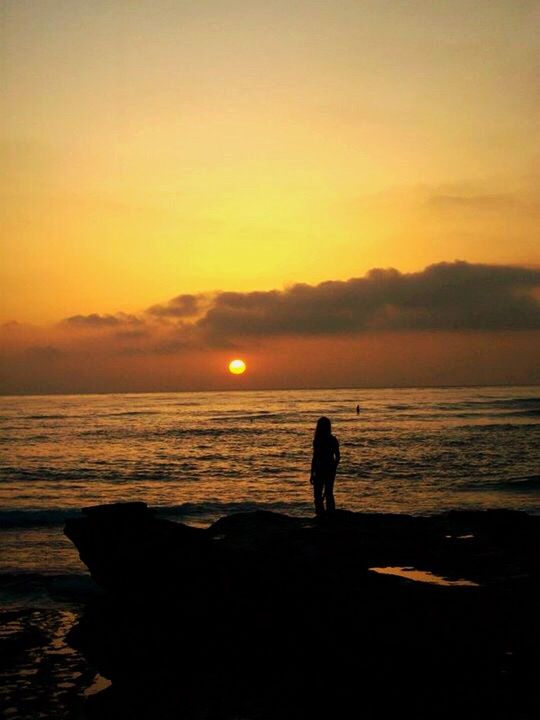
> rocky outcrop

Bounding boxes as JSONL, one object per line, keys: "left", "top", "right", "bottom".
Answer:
{"left": 65, "top": 505, "right": 540, "bottom": 719}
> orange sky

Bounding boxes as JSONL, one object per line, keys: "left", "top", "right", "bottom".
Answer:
{"left": 1, "top": 1, "right": 539, "bottom": 392}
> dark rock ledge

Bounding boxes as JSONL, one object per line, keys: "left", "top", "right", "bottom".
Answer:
{"left": 64, "top": 504, "right": 540, "bottom": 719}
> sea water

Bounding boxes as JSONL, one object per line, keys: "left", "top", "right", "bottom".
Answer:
{"left": 1, "top": 385, "right": 539, "bottom": 578}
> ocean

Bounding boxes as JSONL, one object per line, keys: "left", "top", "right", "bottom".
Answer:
{"left": 1, "top": 385, "right": 539, "bottom": 716}
{"left": 1, "top": 385, "right": 539, "bottom": 577}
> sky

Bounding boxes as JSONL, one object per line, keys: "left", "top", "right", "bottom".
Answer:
{"left": 1, "top": 0, "right": 539, "bottom": 393}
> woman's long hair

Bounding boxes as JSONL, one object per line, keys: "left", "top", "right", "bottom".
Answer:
{"left": 313, "top": 416, "right": 332, "bottom": 448}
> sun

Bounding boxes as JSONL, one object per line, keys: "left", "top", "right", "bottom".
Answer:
{"left": 228, "top": 359, "right": 247, "bottom": 375}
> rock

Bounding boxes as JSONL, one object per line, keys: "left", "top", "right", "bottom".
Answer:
{"left": 64, "top": 504, "right": 540, "bottom": 719}
{"left": 65, "top": 502, "right": 209, "bottom": 590}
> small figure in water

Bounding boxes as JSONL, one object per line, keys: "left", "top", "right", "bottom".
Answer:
{"left": 356, "top": 404, "right": 360, "bottom": 415}
{"left": 310, "top": 416, "right": 340, "bottom": 516}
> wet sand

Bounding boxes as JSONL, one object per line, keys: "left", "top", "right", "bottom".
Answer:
{"left": 0, "top": 608, "right": 99, "bottom": 719}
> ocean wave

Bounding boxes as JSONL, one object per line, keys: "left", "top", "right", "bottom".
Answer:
{"left": 0, "top": 464, "right": 203, "bottom": 482}
{"left": 99, "top": 410, "right": 161, "bottom": 417}
{"left": 154, "top": 499, "right": 310, "bottom": 519}
{"left": 0, "top": 508, "right": 84, "bottom": 528}
{"left": 0, "top": 572, "right": 100, "bottom": 606}
{"left": 433, "top": 397, "right": 540, "bottom": 410}
{"left": 0, "top": 467, "right": 100, "bottom": 481}
{"left": 487, "top": 397, "right": 540, "bottom": 406}
{"left": 15, "top": 410, "right": 161, "bottom": 421}
{"left": 157, "top": 426, "right": 270, "bottom": 438}
{"left": 75, "top": 425, "right": 274, "bottom": 440}
{"left": 206, "top": 412, "right": 292, "bottom": 421}
{"left": 504, "top": 409, "right": 540, "bottom": 417}
{"left": 0, "top": 433, "right": 52, "bottom": 442}
{"left": 489, "top": 475, "right": 540, "bottom": 492}
{"left": 459, "top": 423, "right": 540, "bottom": 431}
{"left": 0, "top": 501, "right": 311, "bottom": 529}
{"left": 23, "top": 414, "right": 67, "bottom": 420}
{"left": 458, "top": 475, "right": 540, "bottom": 493}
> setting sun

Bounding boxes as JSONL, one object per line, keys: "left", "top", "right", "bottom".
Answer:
{"left": 228, "top": 359, "right": 247, "bottom": 375}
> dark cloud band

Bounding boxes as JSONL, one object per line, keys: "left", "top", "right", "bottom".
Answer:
{"left": 55, "top": 262, "right": 540, "bottom": 352}
{"left": 195, "top": 261, "right": 540, "bottom": 341}
{"left": 147, "top": 294, "right": 202, "bottom": 318}
{"left": 63, "top": 313, "right": 142, "bottom": 328}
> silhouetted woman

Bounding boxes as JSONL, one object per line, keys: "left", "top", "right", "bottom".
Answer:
{"left": 310, "top": 416, "right": 340, "bottom": 515}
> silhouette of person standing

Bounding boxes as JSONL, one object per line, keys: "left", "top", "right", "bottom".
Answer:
{"left": 310, "top": 416, "right": 340, "bottom": 516}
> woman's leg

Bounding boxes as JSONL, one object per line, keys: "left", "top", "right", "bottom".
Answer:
{"left": 324, "top": 473, "right": 336, "bottom": 513}
{"left": 313, "top": 478, "right": 325, "bottom": 515}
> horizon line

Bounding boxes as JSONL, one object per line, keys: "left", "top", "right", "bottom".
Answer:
{"left": 1, "top": 381, "right": 539, "bottom": 399}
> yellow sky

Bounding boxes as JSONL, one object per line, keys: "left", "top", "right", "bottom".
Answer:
{"left": 1, "top": 0, "right": 540, "bottom": 326}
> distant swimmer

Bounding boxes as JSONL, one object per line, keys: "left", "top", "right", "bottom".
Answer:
{"left": 356, "top": 404, "right": 360, "bottom": 415}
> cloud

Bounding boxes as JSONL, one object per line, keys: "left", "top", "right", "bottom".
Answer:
{"left": 62, "top": 313, "right": 143, "bottom": 328}
{"left": 2, "top": 261, "right": 539, "bottom": 393}
{"left": 113, "top": 329, "right": 150, "bottom": 340}
{"left": 194, "top": 261, "right": 540, "bottom": 342}
{"left": 50, "top": 262, "right": 540, "bottom": 350}
{"left": 4, "top": 263, "right": 540, "bottom": 361}
{"left": 146, "top": 294, "right": 203, "bottom": 318}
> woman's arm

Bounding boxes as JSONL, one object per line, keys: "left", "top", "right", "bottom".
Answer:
{"left": 334, "top": 439, "right": 341, "bottom": 469}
